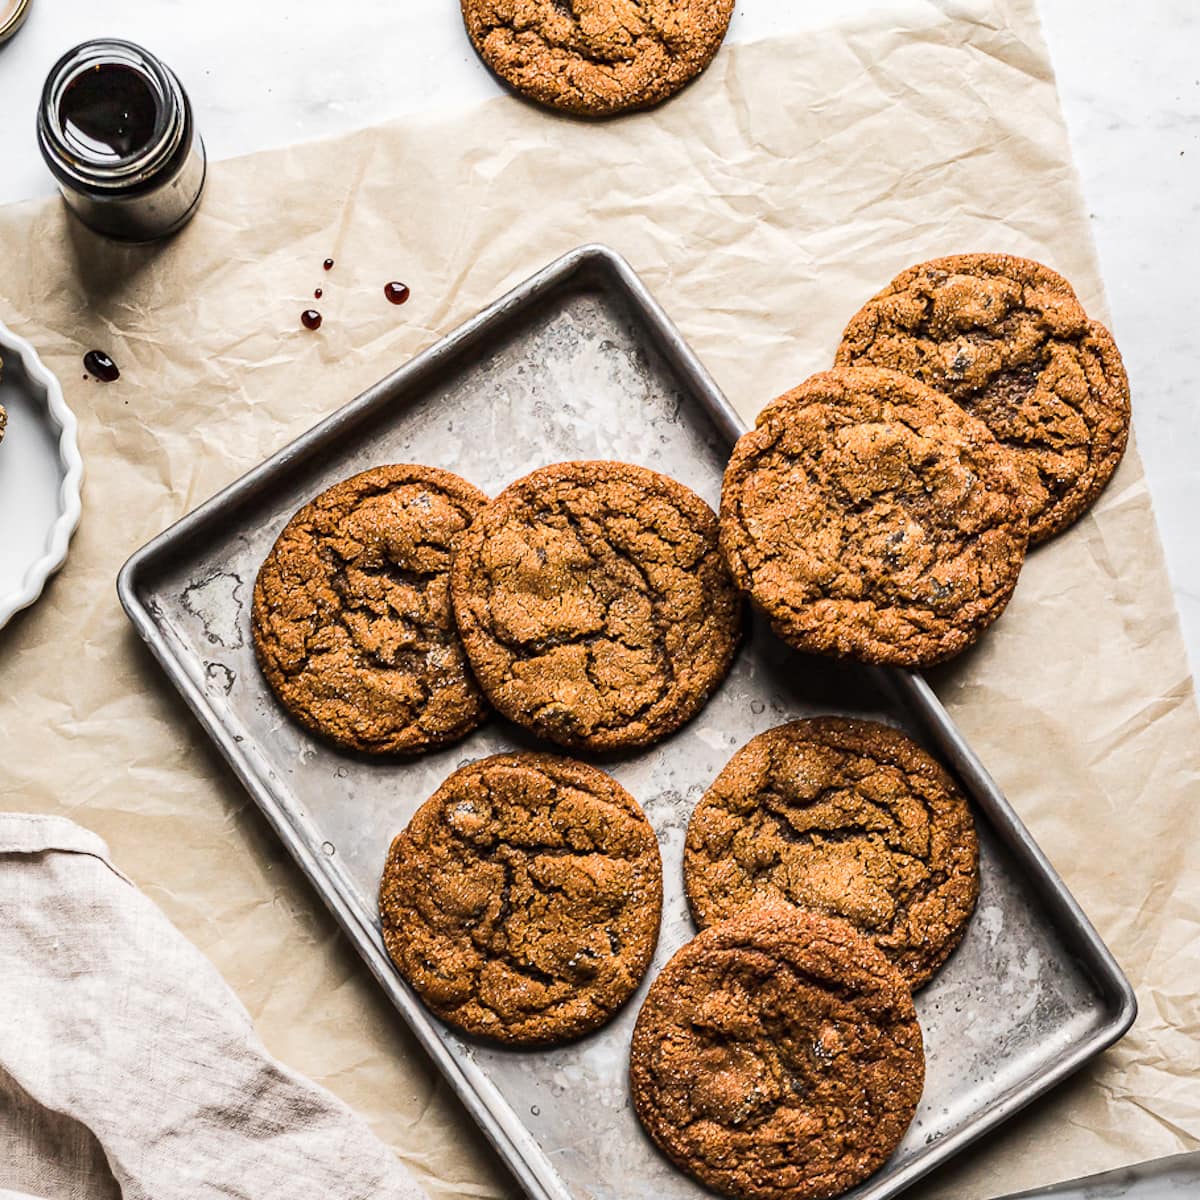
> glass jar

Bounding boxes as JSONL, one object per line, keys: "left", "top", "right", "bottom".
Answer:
{"left": 37, "top": 38, "right": 206, "bottom": 242}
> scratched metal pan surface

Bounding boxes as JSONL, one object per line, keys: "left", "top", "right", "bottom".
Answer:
{"left": 118, "top": 245, "right": 1136, "bottom": 1200}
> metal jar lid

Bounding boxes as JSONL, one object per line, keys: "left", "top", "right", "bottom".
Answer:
{"left": 0, "top": 0, "right": 31, "bottom": 45}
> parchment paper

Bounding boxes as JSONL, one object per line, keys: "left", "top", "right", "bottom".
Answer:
{"left": 1, "top": 0, "right": 1197, "bottom": 1196}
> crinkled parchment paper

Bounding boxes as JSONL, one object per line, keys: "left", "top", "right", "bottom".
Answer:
{"left": 0, "top": 0, "right": 1197, "bottom": 1196}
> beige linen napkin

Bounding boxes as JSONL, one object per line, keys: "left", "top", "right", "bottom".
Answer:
{"left": 0, "top": 814, "right": 429, "bottom": 1200}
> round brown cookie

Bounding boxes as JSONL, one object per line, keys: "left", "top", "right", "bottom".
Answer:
{"left": 379, "top": 753, "right": 662, "bottom": 1044}
{"left": 719, "top": 367, "right": 1028, "bottom": 668}
{"left": 252, "top": 465, "right": 489, "bottom": 755}
{"left": 461, "top": 0, "right": 735, "bottom": 118}
{"left": 835, "top": 253, "right": 1131, "bottom": 544}
{"left": 451, "top": 460, "right": 742, "bottom": 751}
{"left": 684, "top": 717, "right": 978, "bottom": 989}
{"left": 630, "top": 905, "right": 923, "bottom": 1200}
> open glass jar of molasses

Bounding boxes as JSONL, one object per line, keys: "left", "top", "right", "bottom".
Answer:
{"left": 37, "top": 38, "right": 206, "bottom": 242}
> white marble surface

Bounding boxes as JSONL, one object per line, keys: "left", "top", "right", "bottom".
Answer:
{"left": 0, "top": 0, "right": 1196, "bottom": 675}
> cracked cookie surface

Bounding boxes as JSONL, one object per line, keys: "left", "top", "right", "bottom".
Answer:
{"left": 630, "top": 905, "right": 923, "bottom": 1200}
{"left": 460, "top": 0, "right": 735, "bottom": 117}
{"left": 451, "top": 460, "right": 742, "bottom": 751}
{"left": 379, "top": 753, "right": 662, "bottom": 1044}
{"left": 720, "top": 367, "right": 1028, "bottom": 668}
{"left": 836, "top": 254, "right": 1130, "bottom": 544}
{"left": 684, "top": 717, "right": 978, "bottom": 989}
{"left": 251, "top": 465, "right": 489, "bottom": 755}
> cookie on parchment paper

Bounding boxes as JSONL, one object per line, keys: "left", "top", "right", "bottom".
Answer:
{"left": 461, "top": 0, "right": 735, "bottom": 117}
{"left": 836, "top": 253, "right": 1130, "bottom": 544}
{"left": 719, "top": 367, "right": 1028, "bottom": 668}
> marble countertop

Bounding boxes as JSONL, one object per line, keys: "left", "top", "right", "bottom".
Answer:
{"left": 0, "top": 0, "right": 1196, "bottom": 676}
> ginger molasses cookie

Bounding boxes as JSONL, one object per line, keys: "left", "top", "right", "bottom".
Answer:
{"left": 836, "top": 253, "right": 1130, "bottom": 544}
{"left": 461, "top": 0, "right": 735, "bottom": 117}
{"left": 720, "top": 367, "right": 1028, "bottom": 668}
{"left": 684, "top": 717, "right": 978, "bottom": 989}
{"left": 379, "top": 753, "right": 662, "bottom": 1044}
{"left": 252, "top": 465, "right": 489, "bottom": 755}
{"left": 451, "top": 461, "right": 742, "bottom": 751}
{"left": 630, "top": 905, "right": 923, "bottom": 1200}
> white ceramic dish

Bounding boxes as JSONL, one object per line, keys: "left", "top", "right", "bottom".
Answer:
{"left": 0, "top": 319, "right": 83, "bottom": 630}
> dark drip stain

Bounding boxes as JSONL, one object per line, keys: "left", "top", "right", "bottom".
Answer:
{"left": 83, "top": 350, "right": 120, "bottom": 382}
{"left": 301, "top": 309, "right": 323, "bottom": 331}
{"left": 384, "top": 281, "right": 410, "bottom": 305}
{"left": 181, "top": 571, "right": 245, "bottom": 649}
{"left": 205, "top": 662, "right": 236, "bottom": 695}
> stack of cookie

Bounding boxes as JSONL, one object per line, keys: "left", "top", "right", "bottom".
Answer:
{"left": 630, "top": 716, "right": 978, "bottom": 1200}
{"left": 722, "top": 254, "right": 1130, "bottom": 668}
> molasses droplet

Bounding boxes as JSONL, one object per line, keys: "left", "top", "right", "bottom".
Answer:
{"left": 301, "top": 309, "right": 322, "bottom": 331}
{"left": 82, "top": 350, "right": 120, "bottom": 382}
{"left": 323, "top": 258, "right": 334, "bottom": 271}
{"left": 314, "top": 287, "right": 323, "bottom": 299}
{"left": 384, "top": 281, "right": 410, "bottom": 305}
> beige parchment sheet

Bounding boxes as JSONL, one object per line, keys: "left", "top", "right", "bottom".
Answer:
{"left": 1, "top": 0, "right": 1198, "bottom": 1195}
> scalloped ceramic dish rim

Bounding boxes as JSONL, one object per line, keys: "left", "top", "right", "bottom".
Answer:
{"left": 0, "top": 318, "right": 84, "bottom": 630}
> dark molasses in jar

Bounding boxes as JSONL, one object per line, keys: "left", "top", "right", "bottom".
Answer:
{"left": 37, "top": 39, "right": 206, "bottom": 242}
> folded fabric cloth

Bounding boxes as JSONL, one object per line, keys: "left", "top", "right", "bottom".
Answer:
{"left": 0, "top": 814, "right": 430, "bottom": 1200}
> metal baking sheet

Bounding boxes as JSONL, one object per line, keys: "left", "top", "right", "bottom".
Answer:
{"left": 990, "top": 1153, "right": 1200, "bottom": 1199}
{"left": 118, "top": 245, "right": 1136, "bottom": 1200}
